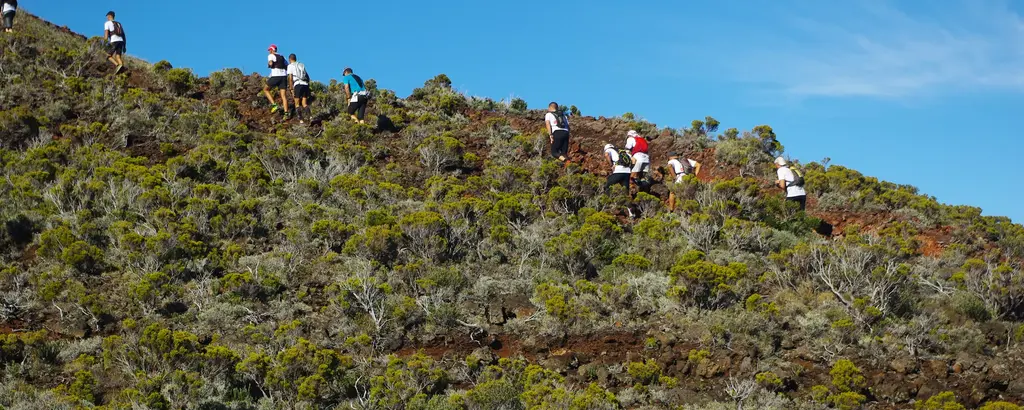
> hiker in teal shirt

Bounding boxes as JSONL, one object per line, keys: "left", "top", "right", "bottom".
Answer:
{"left": 342, "top": 67, "right": 369, "bottom": 123}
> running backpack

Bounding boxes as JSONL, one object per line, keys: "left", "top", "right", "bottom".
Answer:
{"left": 550, "top": 112, "right": 569, "bottom": 130}
{"left": 4, "top": 0, "right": 17, "bottom": 9}
{"left": 789, "top": 167, "right": 805, "bottom": 187}
{"left": 630, "top": 137, "right": 648, "bottom": 155}
{"left": 615, "top": 149, "right": 632, "bottom": 168}
{"left": 679, "top": 159, "right": 695, "bottom": 175}
{"left": 271, "top": 54, "right": 288, "bottom": 70}
{"left": 350, "top": 74, "right": 365, "bottom": 89}
{"left": 292, "top": 62, "right": 309, "bottom": 82}
{"left": 111, "top": 21, "right": 125, "bottom": 38}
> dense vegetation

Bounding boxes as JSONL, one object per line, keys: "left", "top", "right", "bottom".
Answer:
{"left": 1, "top": 12, "right": 1023, "bottom": 410}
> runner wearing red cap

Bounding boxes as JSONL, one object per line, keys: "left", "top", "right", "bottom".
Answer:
{"left": 262, "top": 44, "right": 290, "bottom": 116}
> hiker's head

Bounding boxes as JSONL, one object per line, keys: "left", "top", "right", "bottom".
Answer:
{"left": 668, "top": 152, "right": 679, "bottom": 159}
{"left": 288, "top": 53, "right": 297, "bottom": 63}
{"left": 548, "top": 102, "right": 558, "bottom": 112}
{"left": 774, "top": 157, "right": 787, "bottom": 168}
{"left": 267, "top": 44, "right": 277, "bottom": 54}
{"left": 604, "top": 144, "right": 614, "bottom": 151}
{"left": 343, "top": 67, "right": 353, "bottom": 75}
{"left": 106, "top": 11, "right": 116, "bottom": 21}
{"left": 627, "top": 130, "right": 640, "bottom": 139}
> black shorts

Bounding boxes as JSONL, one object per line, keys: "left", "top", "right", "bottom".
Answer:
{"left": 347, "top": 94, "right": 368, "bottom": 119}
{"left": 108, "top": 41, "right": 125, "bottom": 56}
{"left": 293, "top": 84, "right": 311, "bottom": 99}
{"left": 786, "top": 195, "right": 807, "bottom": 211}
{"left": 266, "top": 76, "right": 288, "bottom": 90}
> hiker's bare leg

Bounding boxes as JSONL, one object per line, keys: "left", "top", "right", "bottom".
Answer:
{"left": 279, "top": 90, "right": 289, "bottom": 112}
{"left": 262, "top": 86, "right": 276, "bottom": 105}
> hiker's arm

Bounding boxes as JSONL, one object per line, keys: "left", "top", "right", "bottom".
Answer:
{"left": 288, "top": 74, "right": 294, "bottom": 91}
{"left": 545, "top": 117, "right": 553, "bottom": 136}
{"left": 776, "top": 179, "right": 786, "bottom": 190}
{"left": 693, "top": 162, "right": 702, "bottom": 177}
{"left": 343, "top": 83, "right": 351, "bottom": 100}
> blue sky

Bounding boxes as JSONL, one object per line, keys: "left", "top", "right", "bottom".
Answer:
{"left": 27, "top": 0, "right": 1024, "bottom": 222}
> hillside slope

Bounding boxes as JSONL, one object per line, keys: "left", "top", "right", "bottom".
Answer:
{"left": 2, "top": 12, "right": 1024, "bottom": 410}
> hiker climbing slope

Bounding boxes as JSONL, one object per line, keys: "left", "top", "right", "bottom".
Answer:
{"left": 624, "top": 130, "right": 650, "bottom": 188}
{"left": 774, "top": 157, "right": 807, "bottom": 211}
{"left": 603, "top": 144, "right": 633, "bottom": 193}
{"left": 287, "top": 54, "right": 311, "bottom": 123}
{"left": 2, "top": 0, "right": 16, "bottom": 33}
{"left": 667, "top": 152, "right": 701, "bottom": 211}
{"left": 342, "top": 67, "right": 369, "bottom": 124}
{"left": 545, "top": 102, "right": 570, "bottom": 162}
{"left": 263, "top": 45, "right": 291, "bottom": 117}
{"left": 103, "top": 11, "right": 126, "bottom": 73}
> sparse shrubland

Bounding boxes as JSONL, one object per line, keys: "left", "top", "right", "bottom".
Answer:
{"left": 0, "top": 11, "right": 1022, "bottom": 409}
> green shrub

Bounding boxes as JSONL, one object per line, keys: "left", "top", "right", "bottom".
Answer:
{"left": 164, "top": 68, "right": 197, "bottom": 95}
{"left": 915, "top": 391, "right": 966, "bottom": 410}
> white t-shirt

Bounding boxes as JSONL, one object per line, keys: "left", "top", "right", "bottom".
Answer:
{"left": 268, "top": 54, "right": 287, "bottom": 77}
{"left": 668, "top": 158, "right": 698, "bottom": 182}
{"left": 104, "top": 21, "right": 124, "bottom": 43}
{"left": 286, "top": 63, "right": 308, "bottom": 86}
{"left": 545, "top": 112, "right": 568, "bottom": 132}
{"left": 625, "top": 137, "right": 650, "bottom": 163}
{"left": 3, "top": 3, "right": 15, "bottom": 13}
{"left": 777, "top": 166, "right": 807, "bottom": 198}
{"left": 604, "top": 148, "right": 632, "bottom": 174}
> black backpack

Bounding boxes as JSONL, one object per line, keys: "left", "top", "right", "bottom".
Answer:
{"left": 271, "top": 53, "right": 288, "bottom": 70}
{"left": 111, "top": 21, "right": 126, "bottom": 39}
{"left": 679, "top": 159, "right": 695, "bottom": 175}
{"left": 550, "top": 111, "right": 569, "bottom": 131}
{"left": 615, "top": 149, "right": 632, "bottom": 168}
{"left": 789, "top": 167, "right": 805, "bottom": 187}
{"left": 350, "top": 73, "right": 365, "bottom": 89}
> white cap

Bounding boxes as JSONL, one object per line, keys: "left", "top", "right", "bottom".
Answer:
{"left": 774, "top": 157, "right": 787, "bottom": 166}
{"left": 627, "top": 130, "right": 639, "bottom": 138}
{"left": 604, "top": 144, "right": 614, "bottom": 150}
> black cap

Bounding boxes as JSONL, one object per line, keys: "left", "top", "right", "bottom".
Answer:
{"left": 106, "top": 11, "right": 116, "bottom": 17}
{"left": 668, "top": 152, "right": 678, "bottom": 157}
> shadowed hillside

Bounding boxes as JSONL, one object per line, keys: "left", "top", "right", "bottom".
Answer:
{"left": 1, "top": 11, "right": 1024, "bottom": 410}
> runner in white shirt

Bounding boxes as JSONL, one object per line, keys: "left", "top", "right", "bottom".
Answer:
{"left": 103, "top": 11, "right": 126, "bottom": 73}
{"left": 286, "top": 54, "right": 311, "bottom": 122}
{"left": 545, "top": 102, "right": 571, "bottom": 162}
{"left": 2, "top": 0, "right": 17, "bottom": 33}
{"left": 666, "top": 152, "right": 701, "bottom": 212}
{"left": 667, "top": 152, "right": 701, "bottom": 183}
{"left": 603, "top": 144, "right": 632, "bottom": 193}
{"left": 624, "top": 130, "right": 650, "bottom": 186}
{"left": 774, "top": 157, "right": 807, "bottom": 210}
{"left": 262, "top": 45, "right": 291, "bottom": 116}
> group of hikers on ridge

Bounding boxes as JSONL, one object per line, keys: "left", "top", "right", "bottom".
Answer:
{"left": 262, "top": 45, "right": 368, "bottom": 124}
{"left": 545, "top": 102, "right": 807, "bottom": 212}
{"left": 6, "top": 6, "right": 808, "bottom": 211}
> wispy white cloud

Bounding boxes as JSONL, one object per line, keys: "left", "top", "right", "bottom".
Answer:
{"left": 734, "top": 0, "right": 1024, "bottom": 98}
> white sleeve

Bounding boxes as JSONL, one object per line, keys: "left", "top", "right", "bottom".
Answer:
{"left": 268, "top": 54, "right": 275, "bottom": 63}
{"left": 625, "top": 138, "right": 635, "bottom": 150}
{"left": 688, "top": 159, "right": 698, "bottom": 167}
{"left": 545, "top": 113, "right": 555, "bottom": 126}
{"left": 104, "top": 21, "right": 112, "bottom": 32}
{"left": 287, "top": 65, "right": 295, "bottom": 76}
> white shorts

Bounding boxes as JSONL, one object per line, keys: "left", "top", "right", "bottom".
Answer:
{"left": 631, "top": 160, "right": 650, "bottom": 174}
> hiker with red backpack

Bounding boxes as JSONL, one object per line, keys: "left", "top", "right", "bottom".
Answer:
{"left": 263, "top": 45, "right": 291, "bottom": 117}
{"left": 2, "top": 0, "right": 16, "bottom": 33}
{"left": 545, "top": 102, "right": 570, "bottom": 162}
{"left": 624, "top": 130, "right": 650, "bottom": 188}
{"left": 103, "top": 11, "right": 126, "bottom": 73}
